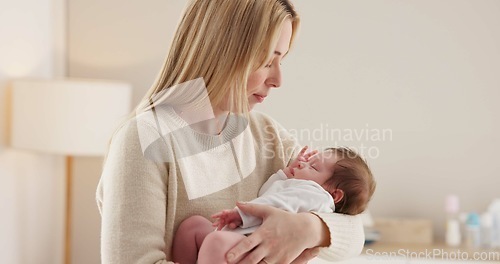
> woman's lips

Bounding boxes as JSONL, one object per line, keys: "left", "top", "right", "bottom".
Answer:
{"left": 253, "top": 94, "right": 266, "bottom": 103}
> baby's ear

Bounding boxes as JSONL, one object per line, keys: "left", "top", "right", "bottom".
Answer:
{"left": 332, "top": 189, "right": 344, "bottom": 203}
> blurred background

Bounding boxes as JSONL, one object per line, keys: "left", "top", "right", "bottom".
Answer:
{"left": 1, "top": 0, "right": 499, "bottom": 263}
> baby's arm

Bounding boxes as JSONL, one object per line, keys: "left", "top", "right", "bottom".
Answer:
{"left": 211, "top": 209, "right": 242, "bottom": 230}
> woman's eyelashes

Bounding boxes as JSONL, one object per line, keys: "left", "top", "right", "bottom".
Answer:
{"left": 264, "top": 60, "right": 274, "bottom": 68}
{"left": 264, "top": 58, "right": 283, "bottom": 68}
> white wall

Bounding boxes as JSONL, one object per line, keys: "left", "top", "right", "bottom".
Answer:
{"left": 0, "top": 0, "right": 65, "bottom": 263}
{"left": 68, "top": 0, "right": 184, "bottom": 102}
{"left": 66, "top": 1, "right": 500, "bottom": 262}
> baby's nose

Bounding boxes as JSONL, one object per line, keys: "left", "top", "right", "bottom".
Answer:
{"left": 298, "top": 162, "right": 305, "bottom": 169}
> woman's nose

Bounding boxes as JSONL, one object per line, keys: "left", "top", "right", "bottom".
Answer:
{"left": 266, "top": 65, "right": 282, "bottom": 88}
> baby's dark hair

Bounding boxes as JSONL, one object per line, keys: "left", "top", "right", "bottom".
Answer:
{"left": 323, "top": 147, "right": 376, "bottom": 215}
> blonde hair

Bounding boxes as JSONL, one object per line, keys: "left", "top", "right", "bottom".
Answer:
{"left": 135, "top": 0, "right": 300, "bottom": 115}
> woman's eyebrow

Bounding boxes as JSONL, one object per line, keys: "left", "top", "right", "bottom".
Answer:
{"left": 275, "top": 50, "right": 290, "bottom": 56}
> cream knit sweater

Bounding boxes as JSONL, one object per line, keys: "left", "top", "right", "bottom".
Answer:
{"left": 96, "top": 107, "right": 364, "bottom": 263}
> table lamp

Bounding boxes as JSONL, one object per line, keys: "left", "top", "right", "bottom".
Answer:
{"left": 9, "top": 79, "right": 132, "bottom": 264}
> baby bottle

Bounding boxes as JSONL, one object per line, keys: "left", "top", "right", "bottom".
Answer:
{"left": 445, "top": 195, "right": 461, "bottom": 247}
{"left": 465, "top": 213, "right": 481, "bottom": 248}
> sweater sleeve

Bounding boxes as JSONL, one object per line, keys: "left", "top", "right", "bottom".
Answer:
{"left": 96, "top": 119, "right": 174, "bottom": 264}
{"left": 311, "top": 212, "right": 365, "bottom": 261}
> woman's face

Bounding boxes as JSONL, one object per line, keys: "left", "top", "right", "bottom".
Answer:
{"left": 247, "top": 19, "right": 293, "bottom": 110}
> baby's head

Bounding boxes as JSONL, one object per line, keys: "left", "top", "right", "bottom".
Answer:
{"left": 321, "top": 147, "right": 376, "bottom": 215}
{"left": 288, "top": 147, "right": 375, "bottom": 214}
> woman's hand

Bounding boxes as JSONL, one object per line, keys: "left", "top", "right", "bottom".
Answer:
{"left": 226, "top": 202, "right": 328, "bottom": 264}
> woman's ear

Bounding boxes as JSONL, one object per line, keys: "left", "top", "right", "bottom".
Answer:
{"left": 332, "top": 189, "right": 344, "bottom": 203}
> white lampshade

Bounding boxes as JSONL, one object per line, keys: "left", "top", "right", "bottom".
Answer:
{"left": 10, "top": 79, "right": 132, "bottom": 156}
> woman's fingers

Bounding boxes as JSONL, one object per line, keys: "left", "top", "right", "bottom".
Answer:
{"left": 228, "top": 203, "right": 320, "bottom": 264}
{"left": 234, "top": 241, "right": 269, "bottom": 264}
{"left": 226, "top": 234, "right": 262, "bottom": 264}
{"left": 226, "top": 203, "right": 276, "bottom": 263}
{"left": 290, "top": 247, "right": 320, "bottom": 264}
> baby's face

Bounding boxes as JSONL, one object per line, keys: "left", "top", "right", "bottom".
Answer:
{"left": 287, "top": 151, "right": 339, "bottom": 185}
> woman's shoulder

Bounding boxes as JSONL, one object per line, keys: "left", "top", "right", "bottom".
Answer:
{"left": 112, "top": 115, "right": 157, "bottom": 144}
{"left": 113, "top": 107, "right": 180, "bottom": 145}
{"left": 111, "top": 118, "right": 139, "bottom": 144}
{"left": 113, "top": 112, "right": 175, "bottom": 160}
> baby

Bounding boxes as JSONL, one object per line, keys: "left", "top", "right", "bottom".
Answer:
{"left": 172, "top": 146, "right": 376, "bottom": 264}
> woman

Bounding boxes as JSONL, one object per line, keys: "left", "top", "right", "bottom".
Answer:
{"left": 96, "top": 0, "right": 364, "bottom": 263}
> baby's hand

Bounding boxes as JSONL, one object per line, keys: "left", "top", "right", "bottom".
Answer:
{"left": 211, "top": 209, "right": 242, "bottom": 230}
{"left": 284, "top": 146, "right": 318, "bottom": 178}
